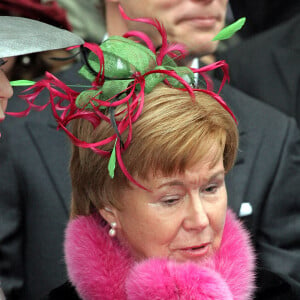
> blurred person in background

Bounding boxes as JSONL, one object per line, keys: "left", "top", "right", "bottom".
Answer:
{"left": 55, "top": 0, "right": 106, "bottom": 43}
{"left": 220, "top": 13, "right": 300, "bottom": 127}
{"left": 229, "top": 0, "right": 300, "bottom": 38}
{"left": 0, "top": 0, "right": 77, "bottom": 80}
{"left": 0, "top": 14, "right": 83, "bottom": 300}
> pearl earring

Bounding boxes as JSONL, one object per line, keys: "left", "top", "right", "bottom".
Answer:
{"left": 109, "top": 222, "right": 117, "bottom": 237}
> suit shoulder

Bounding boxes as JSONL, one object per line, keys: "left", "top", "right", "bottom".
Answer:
{"left": 221, "top": 84, "right": 297, "bottom": 135}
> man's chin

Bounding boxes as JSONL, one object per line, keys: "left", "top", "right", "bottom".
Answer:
{"left": 189, "top": 43, "right": 218, "bottom": 57}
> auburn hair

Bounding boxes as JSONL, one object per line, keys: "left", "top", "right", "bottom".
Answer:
{"left": 70, "top": 84, "right": 238, "bottom": 217}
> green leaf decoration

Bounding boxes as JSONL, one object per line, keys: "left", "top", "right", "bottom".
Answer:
{"left": 77, "top": 35, "right": 198, "bottom": 110}
{"left": 10, "top": 80, "right": 36, "bottom": 86}
{"left": 212, "top": 17, "right": 246, "bottom": 41}
{"left": 108, "top": 140, "right": 117, "bottom": 178}
{"left": 101, "top": 79, "right": 133, "bottom": 100}
{"left": 144, "top": 66, "right": 167, "bottom": 93}
{"left": 76, "top": 89, "right": 102, "bottom": 109}
{"left": 101, "top": 36, "right": 156, "bottom": 75}
{"left": 79, "top": 51, "right": 102, "bottom": 82}
{"left": 75, "top": 81, "right": 133, "bottom": 110}
{"left": 102, "top": 51, "right": 136, "bottom": 79}
{"left": 79, "top": 36, "right": 157, "bottom": 83}
{"left": 162, "top": 55, "right": 177, "bottom": 68}
{"left": 79, "top": 64, "right": 97, "bottom": 83}
{"left": 166, "top": 66, "right": 195, "bottom": 88}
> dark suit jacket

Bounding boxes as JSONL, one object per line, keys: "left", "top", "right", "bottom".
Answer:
{"left": 229, "top": 0, "right": 300, "bottom": 37}
{"left": 1, "top": 63, "right": 300, "bottom": 299}
{"left": 220, "top": 15, "right": 300, "bottom": 127}
{"left": 0, "top": 63, "right": 88, "bottom": 300}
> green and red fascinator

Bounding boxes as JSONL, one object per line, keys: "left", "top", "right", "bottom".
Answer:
{"left": 8, "top": 7, "right": 245, "bottom": 190}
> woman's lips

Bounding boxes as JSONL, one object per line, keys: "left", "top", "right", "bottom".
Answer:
{"left": 178, "top": 243, "right": 211, "bottom": 258}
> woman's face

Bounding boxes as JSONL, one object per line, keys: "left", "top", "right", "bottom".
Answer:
{"left": 0, "top": 59, "right": 14, "bottom": 120}
{"left": 110, "top": 152, "right": 227, "bottom": 263}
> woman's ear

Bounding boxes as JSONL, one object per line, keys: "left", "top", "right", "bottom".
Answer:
{"left": 99, "top": 206, "right": 119, "bottom": 225}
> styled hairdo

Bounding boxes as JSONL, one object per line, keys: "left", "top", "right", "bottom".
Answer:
{"left": 70, "top": 84, "right": 238, "bottom": 217}
{"left": 8, "top": 7, "right": 244, "bottom": 218}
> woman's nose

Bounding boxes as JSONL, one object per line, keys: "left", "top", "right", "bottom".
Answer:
{"left": 183, "top": 195, "right": 209, "bottom": 231}
{"left": 0, "top": 70, "right": 13, "bottom": 120}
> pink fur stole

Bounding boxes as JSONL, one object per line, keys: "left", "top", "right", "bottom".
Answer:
{"left": 65, "top": 210, "right": 255, "bottom": 299}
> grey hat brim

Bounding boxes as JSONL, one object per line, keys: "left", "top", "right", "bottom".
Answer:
{"left": 0, "top": 16, "right": 84, "bottom": 58}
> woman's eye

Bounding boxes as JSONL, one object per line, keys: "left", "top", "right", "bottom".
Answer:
{"left": 204, "top": 184, "right": 218, "bottom": 193}
{"left": 161, "top": 197, "right": 180, "bottom": 206}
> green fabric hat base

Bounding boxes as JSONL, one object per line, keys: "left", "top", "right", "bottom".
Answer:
{"left": 0, "top": 16, "right": 84, "bottom": 58}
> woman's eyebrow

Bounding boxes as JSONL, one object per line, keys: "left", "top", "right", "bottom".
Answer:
{"left": 155, "top": 170, "right": 225, "bottom": 190}
{"left": 157, "top": 180, "right": 184, "bottom": 189}
{"left": 209, "top": 170, "right": 225, "bottom": 181}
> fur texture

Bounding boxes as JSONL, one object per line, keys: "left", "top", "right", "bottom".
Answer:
{"left": 65, "top": 210, "right": 255, "bottom": 299}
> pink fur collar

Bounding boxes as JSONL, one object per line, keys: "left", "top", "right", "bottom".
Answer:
{"left": 65, "top": 210, "right": 255, "bottom": 299}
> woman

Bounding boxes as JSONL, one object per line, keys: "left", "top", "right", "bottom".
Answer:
{"left": 63, "top": 85, "right": 255, "bottom": 299}
{"left": 43, "top": 84, "right": 255, "bottom": 299}
{"left": 13, "top": 13, "right": 255, "bottom": 300}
